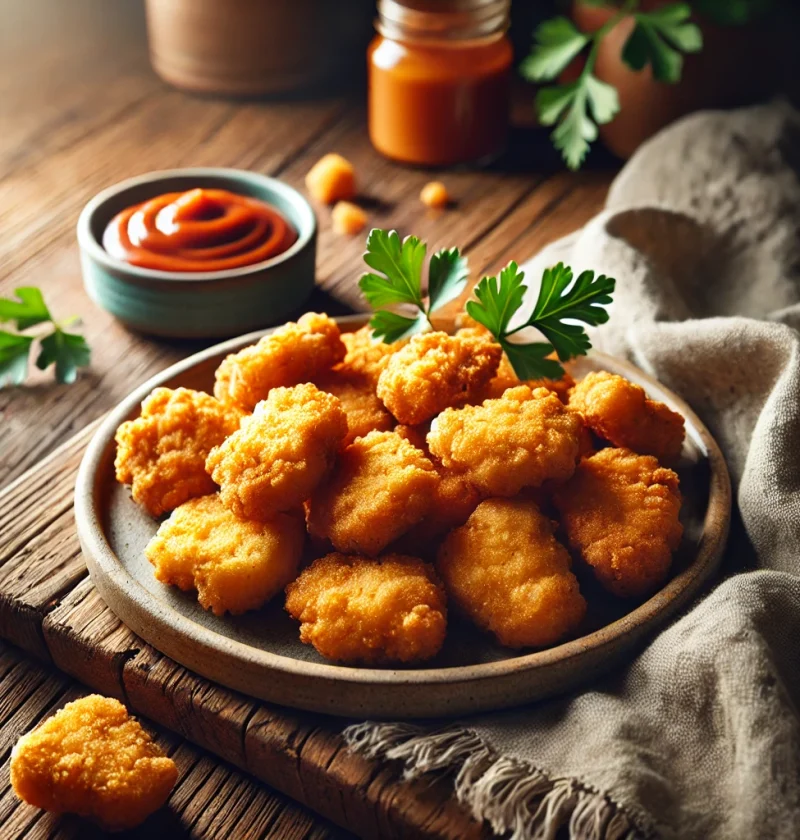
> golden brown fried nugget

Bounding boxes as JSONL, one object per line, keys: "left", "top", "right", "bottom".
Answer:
{"left": 11, "top": 695, "right": 177, "bottom": 831}
{"left": 307, "top": 430, "right": 439, "bottom": 555}
{"left": 427, "top": 386, "right": 582, "bottom": 497}
{"left": 146, "top": 494, "right": 304, "bottom": 616}
{"left": 337, "top": 325, "right": 407, "bottom": 386}
{"left": 213, "top": 312, "right": 346, "bottom": 411}
{"left": 377, "top": 331, "right": 502, "bottom": 425}
{"left": 479, "top": 354, "right": 576, "bottom": 402}
{"left": 285, "top": 553, "right": 447, "bottom": 664}
{"left": 437, "top": 499, "right": 586, "bottom": 648}
{"left": 553, "top": 447, "right": 683, "bottom": 598}
{"left": 314, "top": 368, "right": 394, "bottom": 446}
{"left": 206, "top": 383, "right": 347, "bottom": 521}
{"left": 568, "top": 371, "right": 685, "bottom": 464}
{"left": 114, "top": 387, "right": 242, "bottom": 517}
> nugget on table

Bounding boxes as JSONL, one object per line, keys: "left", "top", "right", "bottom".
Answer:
{"left": 146, "top": 494, "right": 305, "bottom": 615}
{"left": 569, "top": 371, "right": 685, "bottom": 464}
{"left": 285, "top": 553, "right": 447, "bottom": 664}
{"left": 214, "top": 312, "right": 346, "bottom": 411}
{"left": 553, "top": 447, "right": 683, "bottom": 598}
{"left": 377, "top": 330, "right": 501, "bottom": 424}
{"left": 114, "top": 387, "right": 243, "bottom": 517}
{"left": 437, "top": 498, "right": 586, "bottom": 648}
{"left": 427, "top": 385, "right": 582, "bottom": 497}
{"left": 11, "top": 695, "right": 177, "bottom": 831}
{"left": 307, "top": 430, "right": 439, "bottom": 555}
{"left": 207, "top": 382, "right": 347, "bottom": 521}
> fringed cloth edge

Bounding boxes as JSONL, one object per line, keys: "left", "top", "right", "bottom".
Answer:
{"left": 344, "top": 722, "right": 652, "bottom": 840}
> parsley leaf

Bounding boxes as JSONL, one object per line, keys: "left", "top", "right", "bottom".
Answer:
{"left": 0, "top": 331, "right": 34, "bottom": 387}
{"left": 623, "top": 4, "right": 702, "bottom": 83}
{"left": 519, "top": 17, "right": 589, "bottom": 82}
{"left": 36, "top": 328, "right": 91, "bottom": 385}
{"left": 359, "top": 228, "right": 469, "bottom": 340}
{"left": 0, "top": 287, "right": 51, "bottom": 330}
{"left": 467, "top": 261, "right": 615, "bottom": 380}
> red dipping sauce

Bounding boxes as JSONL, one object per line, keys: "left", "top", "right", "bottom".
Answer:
{"left": 103, "top": 188, "right": 297, "bottom": 272}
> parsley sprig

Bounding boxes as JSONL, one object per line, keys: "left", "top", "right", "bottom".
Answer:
{"left": 0, "top": 288, "right": 91, "bottom": 387}
{"left": 358, "top": 229, "right": 469, "bottom": 342}
{"left": 521, "top": 2, "right": 703, "bottom": 169}
{"left": 358, "top": 229, "right": 615, "bottom": 381}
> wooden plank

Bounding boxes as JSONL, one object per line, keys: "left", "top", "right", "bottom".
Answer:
{"left": 0, "top": 640, "right": 350, "bottom": 839}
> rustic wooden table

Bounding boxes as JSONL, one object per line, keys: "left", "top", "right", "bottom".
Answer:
{"left": 0, "top": 0, "right": 616, "bottom": 836}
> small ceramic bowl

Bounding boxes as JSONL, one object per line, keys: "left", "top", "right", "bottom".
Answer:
{"left": 77, "top": 168, "right": 317, "bottom": 339}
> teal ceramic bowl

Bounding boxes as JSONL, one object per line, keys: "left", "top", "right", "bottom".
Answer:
{"left": 77, "top": 168, "right": 317, "bottom": 339}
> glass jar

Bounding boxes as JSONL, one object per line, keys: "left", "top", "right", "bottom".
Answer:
{"left": 368, "top": 0, "right": 512, "bottom": 167}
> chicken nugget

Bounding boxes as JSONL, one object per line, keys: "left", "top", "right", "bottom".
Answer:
{"left": 11, "top": 695, "right": 177, "bottom": 831}
{"left": 476, "top": 352, "right": 575, "bottom": 402}
{"left": 427, "top": 386, "right": 582, "bottom": 497}
{"left": 285, "top": 553, "right": 446, "bottom": 664}
{"left": 377, "top": 331, "right": 502, "bottom": 425}
{"left": 437, "top": 498, "right": 586, "bottom": 648}
{"left": 206, "top": 383, "right": 347, "bottom": 521}
{"left": 114, "top": 387, "right": 242, "bottom": 518}
{"left": 337, "top": 325, "right": 407, "bottom": 386}
{"left": 553, "top": 447, "right": 683, "bottom": 598}
{"left": 306, "top": 430, "right": 439, "bottom": 555}
{"left": 214, "top": 312, "right": 346, "bottom": 411}
{"left": 314, "top": 368, "right": 394, "bottom": 446}
{"left": 568, "top": 371, "right": 685, "bottom": 464}
{"left": 146, "top": 494, "right": 304, "bottom": 615}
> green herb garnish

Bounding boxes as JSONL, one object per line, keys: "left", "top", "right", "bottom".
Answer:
{"left": 358, "top": 229, "right": 615, "bottom": 381}
{"left": 0, "top": 287, "right": 91, "bottom": 387}
{"left": 358, "top": 228, "right": 469, "bottom": 342}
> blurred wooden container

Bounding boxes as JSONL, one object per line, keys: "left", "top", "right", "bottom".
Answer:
{"left": 145, "top": 0, "right": 374, "bottom": 96}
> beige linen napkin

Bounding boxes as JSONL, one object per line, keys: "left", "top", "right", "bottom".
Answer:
{"left": 345, "top": 101, "right": 800, "bottom": 840}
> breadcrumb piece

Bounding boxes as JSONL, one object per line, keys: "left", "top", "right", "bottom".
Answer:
{"left": 206, "top": 383, "right": 347, "bottom": 521}
{"left": 568, "top": 371, "right": 685, "bottom": 464}
{"left": 146, "top": 494, "right": 304, "bottom": 615}
{"left": 331, "top": 201, "right": 367, "bottom": 235}
{"left": 307, "top": 430, "right": 439, "bottom": 555}
{"left": 10, "top": 695, "right": 177, "bottom": 831}
{"left": 285, "top": 553, "right": 447, "bottom": 664}
{"left": 553, "top": 447, "right": 683, "bottom": 598}
{"left": 377, "top": 331, "right": 502, "bottom": 425}
{"left": 114, "top": 387, "right": 242, "bottom": 517}
{"left": 420, "top": 181, "right": 449, "bottom": 208}
{"left": 213, "top": 312, "right": 346, "bottom": 411}
{"left": 437, "top": 499, "right": 586, "bottom": 648}
{"left": 427, "top": 386, "right": 582, "bottom": 497}
{"left": 305, "top": 153, "right": 356, "bottom": 204}
{"left": 314, "top": 369, "right": 394, "bottom": 446}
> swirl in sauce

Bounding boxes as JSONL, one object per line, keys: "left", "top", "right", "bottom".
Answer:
{"left": 103, "top": 188, "right": 297, "bottom": 272}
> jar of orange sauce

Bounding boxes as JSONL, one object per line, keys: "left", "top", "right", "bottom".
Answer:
{"left": 368, "top": 0, "right": 512, "bottom": 167}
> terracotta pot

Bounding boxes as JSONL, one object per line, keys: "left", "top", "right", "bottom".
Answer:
{"left": 571, "top": 0, "right": 780, "bottom": 159}
{"left": 145, "top": 0, "right": 373, "bottom": 96}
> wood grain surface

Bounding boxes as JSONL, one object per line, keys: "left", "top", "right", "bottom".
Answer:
{"left": 0, "top": 0, "right": 616, "bottom": 835}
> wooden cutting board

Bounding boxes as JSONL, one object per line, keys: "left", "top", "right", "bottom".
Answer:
{"left": 0, "top": 421, "right": 487, "bottom": 840}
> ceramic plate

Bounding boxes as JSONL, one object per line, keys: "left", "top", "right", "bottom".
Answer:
{"left": 75, "top": 315, "right": 731, "bottom": 718}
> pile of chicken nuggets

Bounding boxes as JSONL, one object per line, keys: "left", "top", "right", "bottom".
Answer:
{"left": 114, "top": 311, "right": 686, "bottom": 665}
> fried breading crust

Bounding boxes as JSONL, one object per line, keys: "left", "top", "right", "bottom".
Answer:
{"left": 553, "top": 447, "right": 683, "bottom": 598}
{"left": 314, "top": 368, "right": 394, "bottom": 446}
{"left": 10, "top": 695, "right": 177, "bottom": 831}
{"left": 478, "top": 353, "right": 575, "bottom": 403}
{"left": 213, "top": 312, "right": 346, "bottom": 411}
{"left": 146, "top": 494, "right": 305, "bottom": 615}
{"left": 568, "top": 371, "right": 685, "bottom": 464}
{"left": 437, "top": 498, "right": 586, "bottom": 648}
{"left": 337, "top": 325, "right": 407, "bottom": 385}
{"left": 285, "top": 553, "right": 447, "bottom": 664}
{"left": 114, "top": 387, "right": 242, "bottom": 517}
{"left": 377, "top": 331, "right": 502, "bottom": 424}
{"left": 427, "top": 386, "right": 582, "bottom": 497}
{"left": 206, "top": 383, "right": 347, "bottom": 521}
{"left": 306, "top": 430, "right": 439, "bottom": 555}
